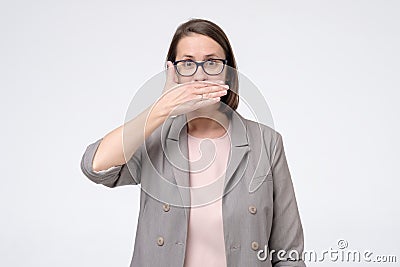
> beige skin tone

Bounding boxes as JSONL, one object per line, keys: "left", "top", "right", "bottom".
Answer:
{"left": 92, "top": 33, "right": 230, "bottom": 171}
{"left": 175, "top": 33, "right": 230, "bottom": 138}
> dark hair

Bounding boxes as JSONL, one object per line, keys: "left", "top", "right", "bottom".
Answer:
{"left": 166, "top": 18, "right": 239, "bottom": 114}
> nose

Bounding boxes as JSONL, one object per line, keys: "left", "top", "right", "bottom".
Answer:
{"left": 193, "top": 64, "right": 207, "bottom": 81}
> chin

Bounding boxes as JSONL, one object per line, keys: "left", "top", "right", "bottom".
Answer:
{"left": 194, "top": 102, "right": 221, "bottom": 115}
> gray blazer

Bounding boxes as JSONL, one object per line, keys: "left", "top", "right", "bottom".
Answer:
{"left": 80, "top": 110, "right": 306, "bottom": 267}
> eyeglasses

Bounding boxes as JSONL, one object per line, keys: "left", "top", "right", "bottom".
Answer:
{"left": 173, "top": 59, "right": 228, "bottom": 77}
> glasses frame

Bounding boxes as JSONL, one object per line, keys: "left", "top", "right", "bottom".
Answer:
{"left": 173, "top": 59, "right": 228, "bottom": 77}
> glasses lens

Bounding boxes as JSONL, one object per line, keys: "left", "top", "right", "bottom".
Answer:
{"left": 176, "top": 60, "right": 196, "bottom": 76}
{"left": 204, "top": 60, "right": 224, "bottom": 75}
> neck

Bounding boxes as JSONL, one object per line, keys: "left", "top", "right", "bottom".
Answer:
{"left": 186, "top": 110, "right": 230, "bottom": 137}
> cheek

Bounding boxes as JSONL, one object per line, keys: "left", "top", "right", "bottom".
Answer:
{"left": 208, "top": 72, "right": 227, "bottom": 82}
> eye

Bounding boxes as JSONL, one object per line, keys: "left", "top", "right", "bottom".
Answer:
{"left": 206, "top": 58, "right": 220, "bottom": 65}
{"left": 184, "top": 60, "right": 195, "bottom": 67}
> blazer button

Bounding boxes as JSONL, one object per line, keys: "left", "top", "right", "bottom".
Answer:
{"left": 251, "top": 241, "right": 259, "bottom": 251}
{"left": 157, "top": 236, "right": 164, "bottom": 246}
{"left": 162, "top": 203, "right": 170, "bottom": 212}
{"left": 248, "top": 205, "right": 257, "bottom": 214}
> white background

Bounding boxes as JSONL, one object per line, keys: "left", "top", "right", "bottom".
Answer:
{"left": 1, "top": 0, "right": 399, "bottom": 266}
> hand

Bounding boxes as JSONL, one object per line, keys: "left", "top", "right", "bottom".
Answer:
{"left": 156, "top": 61, "right": 230, "bottom": 117}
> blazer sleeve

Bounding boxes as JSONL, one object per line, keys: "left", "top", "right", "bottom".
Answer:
{"left": 80, "top": 138, "right": 143, "bottom": 188}
{"left": 268, "top": 132, "right": 306, "bottom": 267}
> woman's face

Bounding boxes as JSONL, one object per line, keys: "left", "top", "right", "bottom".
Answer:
{"left": 175, "top": 33, "right": 227, "bottom": 84}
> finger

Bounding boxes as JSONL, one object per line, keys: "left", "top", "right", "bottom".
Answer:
{"left": 199, "top": 80, "right": 226, "bottom": 86}
{"left": 166, "top": 61, "right": 178, "bottom": 85}
{"left": 203, "top": 89, "right": 228, "bottom": 99}
{"left": 184, "top": 80, "right": 224, "bottom": 88}
{"left": 194, "top": 84, "right": 229, "bottom": 95}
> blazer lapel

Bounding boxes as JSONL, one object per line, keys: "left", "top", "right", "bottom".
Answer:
{"left": 165, "top": 114, "right": 191, "bottom": 208}
{"left": 223, "top": 111, "right": 250, "bottom": 194}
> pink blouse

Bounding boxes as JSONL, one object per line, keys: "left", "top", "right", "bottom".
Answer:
{"left": 183, "top": 123, "right": 231, "bottom": 267}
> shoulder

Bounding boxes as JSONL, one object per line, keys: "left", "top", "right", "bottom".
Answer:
{"left": 238, "top": 114, "right": 282, "bottom": 147}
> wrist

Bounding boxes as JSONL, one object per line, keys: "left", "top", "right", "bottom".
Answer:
{"left": 149, "top": 104, "right": 169, "bottom": 123}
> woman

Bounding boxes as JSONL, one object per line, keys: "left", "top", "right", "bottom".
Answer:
{"left": 81, "top": 18, "right": 306, "bottom": 267}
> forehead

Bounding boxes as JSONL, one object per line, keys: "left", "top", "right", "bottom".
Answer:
{"left": 176, "top": 33, "right": 225, "bottom": 58}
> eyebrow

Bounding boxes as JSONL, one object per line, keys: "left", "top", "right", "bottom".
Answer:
{"left": 182, "top": 54, "right": 221, "bottom": 59}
